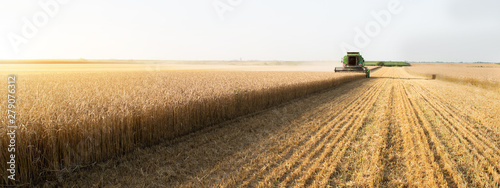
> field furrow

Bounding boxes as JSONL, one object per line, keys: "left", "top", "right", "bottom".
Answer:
{"left": 379, "top": 82, "right": 407, "bottom": 187}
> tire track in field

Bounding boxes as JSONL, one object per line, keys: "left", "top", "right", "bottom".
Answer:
{"left": 379, "top": 81, "right": 407, "bottom": 187}
{"left": 258, "top": 77, "right": 387, "bottom": 187}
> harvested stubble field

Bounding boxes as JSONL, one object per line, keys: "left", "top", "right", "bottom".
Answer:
{"left": 1, "top": 65, "right": 500, "bottom": 187}
{"left": 0, "top": 68, "right": 364, "bottom": 185}
{"left": 52, "top": 67, "right": 499, "bottom": 187}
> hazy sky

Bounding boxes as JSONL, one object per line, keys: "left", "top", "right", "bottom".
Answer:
{"left": 1, "top": 0, "right": 499, "bottom": 62}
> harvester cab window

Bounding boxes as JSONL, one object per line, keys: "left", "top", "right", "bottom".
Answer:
{"left": 348, "top": 56, "right": 357, "bottom": 66}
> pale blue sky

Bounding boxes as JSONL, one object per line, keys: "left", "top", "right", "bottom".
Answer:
{"left": 1, "top": 0, "right": 499, "bottom": 62}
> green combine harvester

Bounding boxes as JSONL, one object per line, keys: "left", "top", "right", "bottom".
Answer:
{"left": 335, "top": 52, "right": 370, "bottom": 78}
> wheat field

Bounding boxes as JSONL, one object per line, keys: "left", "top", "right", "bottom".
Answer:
{"left": 405, "top": 63, "right": 500, "bottom": 92}
{"left": 0, "top": 69, "right": 363, "bottom": 185}
{"left": 1, "top": 65, "right": 499, "bottom": 187}
{"left": 49, "top": 67, "right": 500, "bottom": 187}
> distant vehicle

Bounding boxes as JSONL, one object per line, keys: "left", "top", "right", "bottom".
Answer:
{"left": 335, "top": 52, "right": 370, "bottom": 78}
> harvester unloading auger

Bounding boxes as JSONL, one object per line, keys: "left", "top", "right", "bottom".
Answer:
{"left": 335, "top": 52, "right": 370, "bottom": 78}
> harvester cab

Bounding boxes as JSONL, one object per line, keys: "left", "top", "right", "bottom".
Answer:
{"left": 335, "top": 52, "right": 370, "bottom": 78}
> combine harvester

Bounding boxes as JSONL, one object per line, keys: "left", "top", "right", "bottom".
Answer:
{"left": 335, "top": 52, "right": 370, "bottom": 78}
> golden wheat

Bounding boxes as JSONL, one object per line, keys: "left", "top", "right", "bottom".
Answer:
{"left": 2, "top": 66, "right": 499, "bottom": 187}
{"left": 0, "top": 70, "right": 362, "bottom": 185}
{"left": 26, "top": 67, "right": 499, "bottom": 187}
{"left": 405, "top": 63, "right": 500, "bottom": 92}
